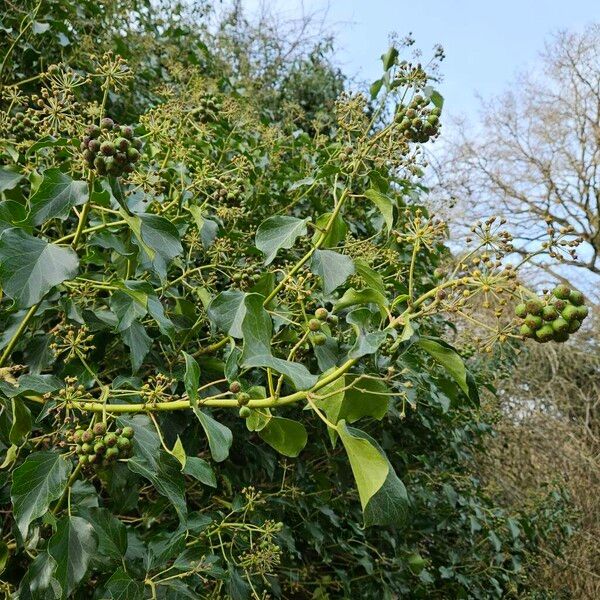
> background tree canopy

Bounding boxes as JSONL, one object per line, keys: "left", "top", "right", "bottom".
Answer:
{"left": 0, "top": 2, "right": 595, "bottom": 599}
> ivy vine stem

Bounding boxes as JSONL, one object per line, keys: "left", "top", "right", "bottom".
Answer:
{"left": 0, "top": 303, "right": 40, "bottom": 368}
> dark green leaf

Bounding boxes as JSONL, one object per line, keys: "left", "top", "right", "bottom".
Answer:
{"left": 28, "top": 169, "right": 87, "bottom": 226}
{"left": 76, "top": 508, "right": 127, "bottom": 565}
{"left": 207, "top": 290, "right": 246, "bottom": 338}
{"left": 192, "top": 407, "right": 233, "bottom": 463}
{"left": 11, "top": 451, "right": 71, "bottom": 539}
{"left": 0, "top": 228, "right": 79, "bottom": 308}
{"left": 255, "top": 216, "right": 308, "bottom": 265}
{"left": 419, "top": 337, "right": 469, "bottom": 397}
{"left": 105, "top": 568, "right": 145, "bottom": 600}
{"left": 0, "top": 166, "right": 23, "bottom": 192}
{"left": 182, "top": 351, "right": 200, "bottom": 406}
{"left": 182, "top": 456, "right": 217, "bottom": 487}
{"left": 364, "top": 189, "right": 394, "bottom": 231}
{"left": 121, "top": 320, "right": 152, "bottom": 372}
{"left": 9, "top": 397, "right": 32, "bottom": 446}
{"left": 47, "top": 515, "right": 98, "bottom": 599}
{"left": 258, "top": 417, "right": 308, "bottom": 457}
{"left": 310, "top": 249, "right": 355, "bottom": 295}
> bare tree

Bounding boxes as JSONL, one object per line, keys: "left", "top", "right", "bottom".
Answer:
{"left": 441, "top": 25, "right": 600, "bottom": 296}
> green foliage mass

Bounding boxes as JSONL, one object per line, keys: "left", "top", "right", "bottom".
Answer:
{"left": 0, "top": 2, "right": 574, "bottom": 598}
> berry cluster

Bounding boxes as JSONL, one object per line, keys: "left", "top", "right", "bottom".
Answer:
{"left": 80, "top": 118, "right": 142, "bottom": 177}
{"left": 66, "top": 422, "right": 135, "bottom": 468}
{"left": 516, "top": 284, "right": 589, "bottom": 343}
{"left": 395, "top": 95, "right": 441, "bottom": 143}
{"left": 195, "top": 94, "right": 220, "bottom": 124}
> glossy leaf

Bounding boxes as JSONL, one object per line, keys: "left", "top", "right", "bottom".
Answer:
{"left": 310, "top": 249, "right": 355, "bottom": 295}
{"left": 364, "top": 188, "right": 394, "bottom": 231}
{"left": 419, "top": 337, "right": 470, "bottom": 397}
{"left": 258, "top": 417, "right": 308, "bottom": 457}
{"left": 192, "top": 407, "right": 233, "bottom": 463}
{"left": 255, "top": 216, "right": 308, "bottom": 265}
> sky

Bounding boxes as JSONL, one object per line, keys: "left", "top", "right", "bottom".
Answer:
{"left": 241, "top": 0, "right": 599, "bottom": 124}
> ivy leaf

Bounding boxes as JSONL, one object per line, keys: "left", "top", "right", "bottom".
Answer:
{"left": 75, "top": 508, "right": 127, "bottom": 566}
{"left": 121, "top": 321, "right": 152, "bottom": 372}
{"left": 17, "top": 552, "right": 60, "bottom": 599}
{"left": 47, "top": 515, "right": 98, "bottom": 599}
{"left": 182, "top": 456, "right": 217, "bottom": 487}
{"left": 311, "top": 212, "right": 347, "bottom": 247}
{"left": 333, "top": 287, "right": 388, "bottom": 314}
{"left": 182, "top": 351, "right": 200, "bottom": 406}
{"left": 337, "top": 421, "right": 389, "bottom": 511}
{"left": 310, "top": 249, "right": 355, "bottom": 295}
{"left": 382, "top": 46, "right": 399, "bottom": 70}
{"left": 258, "top": 417, "right": 308, "bottom": 457}
{"left": 9, "top": 398, "right": 32, "bottom": 446}
{"left": 28, "top": 169, "right": 87, "bottom": 226}
{"left": 240, "top": 294, "right": 317, "bottom": 390}
{"left": 105, "top": 568, "right": 145, "bottom": 600}
{"left": 128, "top": 451, "right": 187, "bottom": 522}
{"left": 192, "top": 407, "right": 233, "bottom": 463}
{"left": 0, "top": 228, "right": 79, "bottom": 308}
{"left": 171, "top": 436, "right": 187, "bottom": 468}
{"left": 255, "top": 216, "right": 308, "bottom": 265}
{"left": 349, "top": 429, "right": 409, "bottom": 528}
{"left": 364, "top": 189, "right": 394, "bottom": 231}
{"left": 0, "top": 166, "right": 23, "bottom": 192}
{"left": 207, "top": 290, "right": 246, "bottom": 338}
{"left": 11, "top": 451, "right": 71, "bottom": 539}
{"left": 419, "top": 337, "right": 470, "bottom": 397}
{"left": 346, "top": 308, "right": 387, "bottom": 359}
{"left": 354, "top": 258, "right": 386, "bottom": 296}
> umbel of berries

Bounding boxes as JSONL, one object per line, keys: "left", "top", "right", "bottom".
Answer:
{"left": 68, "top": 421, "right": 135, "bottom": 469}
{"left": 80, "top": 117, "right": 143, "bottom": 177}
{"left": 515, "top": 284, "right": 589, "bottom": 343}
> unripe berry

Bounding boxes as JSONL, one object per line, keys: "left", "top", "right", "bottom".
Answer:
{"left": 73, "top": 430, "right": 84, "bottom": 444}
{"left": 576, "top": 305, "right": 589, "bottom": 320}
{"left": 81, "top": 443, "right": 92, "bottom": 454}
{"left": 115, "top": 137, "right": 129, "bottom": 152}
{"left": 514, "top": 303, "right": 527, "bottom": 318}
{"left": 100, "top": 141, "right": 115, "bottom": 156}
{"left": 94, "top": 156, "right": 107, "bottom": 175}
{"left": 525, "top": 299, "right": 543, "bottom": 315}
{"left": 79, "top": 455, "right": 89, "bottom": 465}
{"left": 239, "top": 406, "right": 251, "bottom": 418}
{"left": 120, "top": 125, "right": 134, "bottom": 139}
{"left": 520, "top": 324, "right": 534, "bottom": 338}
{"left": 117, "top": 437, "right": 131, "bottom": 451}
{"left": 81, "top": 430, "right": 94, "bottom": 443}
{"left": 568, "top": 290, "right": 584, "bottom": 306}
{"left": 121, "top": 426, "right": 134, "bottom": 439}
{"left": 553, "top": 330, "right": 570, "bottom": 343}
{"left": 127, "top": 147, "right": 140, "bottom": 162}
{"left": 568, "top": 319, "right": 582, "bottom": 333}
{"left": 88, "top": 454, "right": 97, "bottom": 464}
{"left": 100, "top": 117, "right": 114, "bottom": 130}
{"left": 104, "top": 432, "right": 118, "bottom": 447}
{"left": 315, "top": 308, "right": 328, "bottom": 321}
{"left": 229, "top": 381, "right": 241, "bottom": 394}
{"left": 237, "top": 392, "right": 251, "bottom": 406}
{"left": 535, "top": 325, "right": 554, "bottom": 343}
{"left": 93, "top": 422, "right": 107, "bottom": 436}
{"left": 524, "top": 314, "right": 543, "bottom": 330}
{"left": 561, "top": 305, "right": 579, "bottom": 322}
{"left": 552, "top": 284, "right": 571, "bottom": 300}
{"left": 308, "top": 318, "right": 321, "bottom": 332}
{"left": 312, "top": 333, "right": 327, "bottom": 346}
{"left": 551, "top": 317, "right": 569, "bottom": 334}
{"left": 93, "top": 442, "right": 105, "bottom": 455}
{"left": 552, "top": 299, "right": 567, "bottom": 311}
{"left": 541, "top": 305, "right": 559, "bottom": 321}
{"left": 105, "top": 447, "right": 120, "bottom": 461}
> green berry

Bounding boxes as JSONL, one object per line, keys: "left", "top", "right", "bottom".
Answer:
{"left": 514, "top": 303, "right": 528, "bottom": 318}
{"left": 117, "top": 437, "right": 131, "bottom": 451}
{"left": 73, "top": 430, "right": 84, "bottom": 444}
{"left": 568, "top": 319, "right": 582, "bottom": 333}
{"left": 115, "top": 137, "right": 129, "bottom": 152}
{"left": 239, "top": 406, "right": 252, "bottom": 418}
{"left": 79, "top": 455, "right": 89, "bottom": 465}
{"left": 127, "top": 147, "right": 140, "bottom": 162}
{"left": 308, "top": 318, "right": 321, "bottom": 332}
{"left": 553, "top": 330, "right": 570, "bottom": 343}
{"left": 237, "top": 392, "right": 251, "bottom": 406}
{"left": 524, "top": 314, "right": 543, "bottom": 330}
{"left": 94, "top": 155, "right": 107, "bottom": 175}
{"left": 88, "top": 454, "right": 97, "bottom": 464}
{"left": 568, "top": 290, "right": 584, "bottom": 306}
{"left": 561, "top": 305, "right": 579, "bottom": 322}
{"left": 121, "top": 426, "right": 134, "bottom": 439}
{"left": 552, "top": 284, "right": 571, "bottom": 299}
{"left": 120, "top": 125, "right": 134, "bottom": 139}
{"left": 541, "top": 305, "right": 559, "bottom": 321}
{"left": 576, "top": 305, "right": 589, "bottom": 320}
{"left": 551, "top": 318, "right": 569, "bottom": 334}
{"left": 525, "top": 299, "right": 543, "bottom": 315}
{"left": 229, "top": 381, "right": 241, "bottom": 394}
{"left": 520, "top": 324, "right": 534, "bottom": 338}
{"left": 535, "top": 325, "right": 554, "bottom": 343}
{"left": 93, "top": 422, "right": 107, "bottom": 436}
{"left": 100, "top": 117, "right": 114, "bottom": 130}
{"left": 312, "top": 333, "right": 327, "bottom": 346}
{"left": 552, "top": 298, "right": 567, "bottom": 311}
{"left": 75, "top": 444, "right": 83, "bottom": 455}
{"left": 93, "top": 442, "right": 105, "bottom": 455}
{"left": 315, "top": 308, "right": 329, "bottom": 321}
{"left": 87, "top": 124, "right": 101, "bottom": 138}
{"left": 81, "top": 443, "right": 92, "bottom": 454}
{"left": 81, "top": 429, "right": 94, "bottom": 443}
{"left": 105, "top": 447, "right": 120, "bottom": 461}
{"left": 104, "top": 433, "right": 118, "bottom": 447}
{"left": 100, "top": 141, "right": 115, "bottom": 156}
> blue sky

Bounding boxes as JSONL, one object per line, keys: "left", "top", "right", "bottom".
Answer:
{"left": 242, "top": 0, "right": 599, "bottom": 123}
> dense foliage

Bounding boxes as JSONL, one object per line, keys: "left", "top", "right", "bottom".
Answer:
{"left": 0, "top": 2, "right": 581, "bottom": 598}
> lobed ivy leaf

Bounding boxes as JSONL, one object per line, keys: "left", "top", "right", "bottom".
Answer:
{"left": 208, "top": 290, "right": 246, "bottom": 338}
{"left": 0, "top": 228, "right": 79, "bottom": 308}
{"left": 105, "top": 568, "right": 145, "bottom": 600}
{"left": 11, "top": 451, "right": 72, "bottom": 539}
{"left": 48, "top": 515, "right": 98, "bottom": 599}
{"left": 255, "top": 215, "right": 308, "bottom": 265}
{"left": 28, "top": 168, "right": 88, "bottom": 226}
{"left": 310, "top": 249, "right": 355, "bottom": 295}
{"left": 75, "top": 508, "right": 128, "bottom": 566}
{"left": 121, "top": 321, "right": 152, "bottom": 372}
